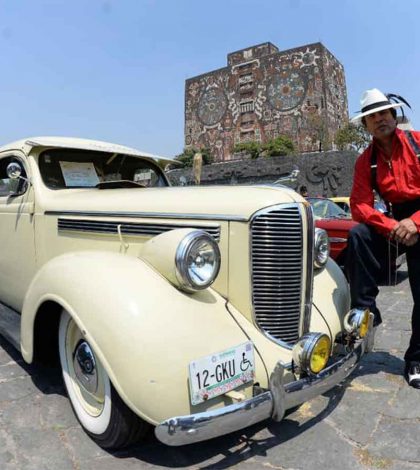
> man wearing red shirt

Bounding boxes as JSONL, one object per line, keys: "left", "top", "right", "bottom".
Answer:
{"left": 347, "top": 88, "right": 420, "bottom": 389}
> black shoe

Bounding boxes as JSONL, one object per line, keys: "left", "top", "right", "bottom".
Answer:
{"left": 372, "top": 307, "right": 382, "bottom": 327}
{"left": 373, "top": 316, "right": 382, "bottom": 327}
{"left": 404, "top": 362, "right": 420, "bottom": 389}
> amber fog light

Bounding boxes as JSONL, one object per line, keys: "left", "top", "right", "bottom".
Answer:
{"left": 292, "top": 333, "right": 331, "bottom": 375}
{"left": 344, "top": 308, "right": 370, "bottom": 338}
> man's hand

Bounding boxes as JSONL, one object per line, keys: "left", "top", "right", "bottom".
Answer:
{"left": 390, "top": 218, "right": 419, "bottom": 246}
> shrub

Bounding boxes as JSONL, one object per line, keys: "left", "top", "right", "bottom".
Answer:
{"left": 233, "top": 141, "right": 261, "bottom": 159}
{"left": 262, "top": 135, "right": 295, "bottom": 157}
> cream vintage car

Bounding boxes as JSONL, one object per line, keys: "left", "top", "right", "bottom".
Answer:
{"left": 0, "top": 137, "right": 374, "bottom": 449}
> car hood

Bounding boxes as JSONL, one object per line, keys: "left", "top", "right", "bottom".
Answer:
{"left": 39, "top": 184, "right": 305, "bottom": 221}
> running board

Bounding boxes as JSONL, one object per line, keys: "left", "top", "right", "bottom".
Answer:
{"left": 0, "top": 303, "right": 21, "bottom": 351}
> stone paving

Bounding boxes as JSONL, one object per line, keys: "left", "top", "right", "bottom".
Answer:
{"left": 0, "top": 267, "right": 419, "bottom": 469}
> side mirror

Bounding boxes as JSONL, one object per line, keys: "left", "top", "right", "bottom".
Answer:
{"left": 5, "top": 161, "right": 30, "bottom": 194}
{"left": 6, "top": 162, "right": 23, "bottom": 180}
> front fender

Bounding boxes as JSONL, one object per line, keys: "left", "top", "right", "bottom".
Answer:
{"left": 310, "top": 258, "right": 350, "bottom": 339}
{"left": 21, "top": 251, "right": 260, "bottom": 425}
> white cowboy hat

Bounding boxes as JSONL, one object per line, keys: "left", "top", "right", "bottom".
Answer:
{"left": 351, "top": 88, "right": 406, "bottom": 124}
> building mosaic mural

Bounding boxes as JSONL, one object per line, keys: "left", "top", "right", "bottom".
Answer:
{"left": 185, "top": 42, "right": 348, "bottom": 162}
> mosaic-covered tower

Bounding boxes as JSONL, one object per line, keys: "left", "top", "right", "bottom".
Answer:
{"left": 185, "top": 42, "right": 348, "bottom": 161}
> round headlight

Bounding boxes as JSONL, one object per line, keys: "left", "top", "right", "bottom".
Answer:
{"left": 293, "top": 332, "right": 331, "bottom": 375}
{"left": 344, "top": 308, "right": 370, "bottom": 338}
{"left": 175, "top": 231, "right": 221, "bottom": 292}
{"left": 314, "top": 228, "right": 330, "bottom": 268}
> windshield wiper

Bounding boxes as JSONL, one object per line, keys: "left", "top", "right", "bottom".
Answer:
{"left": 95, "top": 180, "right": 146, "bottom": 189}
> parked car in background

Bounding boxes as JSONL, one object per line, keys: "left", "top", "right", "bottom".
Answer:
{"left": 307, "top": 197, "right": 357, "bottom": 268}
{"left": 309, "top": 197, "right": 403, "bottom": 281}
{"left": 330, "top": 196, "right": 351, "bottom": 216}
{"left": 330, "top": 195, "right": 389, "bottom": 216}
{"left": 0, "top": 137, "right": 375, "bottom": 449}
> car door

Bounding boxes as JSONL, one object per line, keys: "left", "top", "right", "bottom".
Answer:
{"left": 0, "top": 152, "right": 36, "bottom": 311}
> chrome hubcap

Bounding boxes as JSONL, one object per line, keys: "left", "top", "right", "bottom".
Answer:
{"left": 73, "top": 340, "right": 98, "bottom": 394}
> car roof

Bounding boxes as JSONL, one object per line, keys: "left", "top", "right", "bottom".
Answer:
{"left": 0, "top": 136, "right": 180, "bottom": 168}
{"left": 330, "top": 196, "right": 350, "bottom": 203}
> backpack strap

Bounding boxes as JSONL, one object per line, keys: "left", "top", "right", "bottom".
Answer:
{"left": 370, "top": 144, "right": 379, "bottom": 194}
{"left": 404, "top": 130, "right": 420, "bottom": 160}
{"left": 370, "top": 144, "right": 392, "bottom": 214}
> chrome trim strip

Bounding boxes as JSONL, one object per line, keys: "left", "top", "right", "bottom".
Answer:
{"left": 303, "top": 203, "right": 314, "bottom": 334}
{"left": 155, "top": 391, "right": 273, "bottom": 446}
{"left": 57, "top": 218, "right": 221, "bottom": 241}
{"left": 329, "top": 237, "right": 347, "bottom": 243}
{"left": 155, "top": 332, "right": 371, "bottom": 446}
{"left": 46, "top": 210, "right": 247, "bottom": 222}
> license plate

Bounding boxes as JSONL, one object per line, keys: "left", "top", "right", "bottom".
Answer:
{"left": 189, "top": 342, "right": 255, "bottom": 405}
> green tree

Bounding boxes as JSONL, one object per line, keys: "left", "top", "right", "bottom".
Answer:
{"left": 307, "top": 112, "right": 331, "bottom": 151}
{"left": 233, "top": 141, "right": 262, "bottom": 159}
{"left": 174, "top": 147, "right": 213, "bottom": 167}
{"left": 335, "top": 122, "right": 371, "bottom": 152}
{"left": 262, "top": 135, "right": 295, "bottom": 157}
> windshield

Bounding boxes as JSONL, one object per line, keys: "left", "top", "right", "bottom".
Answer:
{"left": 307, "top": 198, "right": 350, "bottom": 219}
{"left": 38, "top": 149, "right": 168, "bottom": 189}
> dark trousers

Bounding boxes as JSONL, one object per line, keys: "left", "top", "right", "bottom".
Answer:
{"left": 346, "top": 199, "right": 420, "bottom": 363}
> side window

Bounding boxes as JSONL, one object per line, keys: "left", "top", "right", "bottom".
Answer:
{"left": 0, "top": 157, "right": 28, "bottom": 197}
{"left": 133, "top": 168, "right": 162, "bottom": 187}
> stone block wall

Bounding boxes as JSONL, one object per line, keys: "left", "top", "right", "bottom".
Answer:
{"left": 167, "top": 151, "right": 359, "bottom": 198}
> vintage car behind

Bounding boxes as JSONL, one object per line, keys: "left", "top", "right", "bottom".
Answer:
{"left": 0, "top": 137, "right": 374, "bottom": 448}
{"left": 329, "top": 196, "right": 389, "bottom": 217}
{"left": 313, "top": 197, "right": 403, "bottom": 281}
{"left": 307, "top": 197, "right": 358, "bottom": 268}
{"left": 330, "top": 196, "right": 351, "bottom": 215}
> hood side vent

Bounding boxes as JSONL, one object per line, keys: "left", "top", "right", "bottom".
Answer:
{"left": 58, "top": 218, "right": 220, "bottom": 241}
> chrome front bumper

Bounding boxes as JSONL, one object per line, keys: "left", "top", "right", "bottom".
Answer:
{"left": 155, "top": 329, "right": 372, "bottom": 446}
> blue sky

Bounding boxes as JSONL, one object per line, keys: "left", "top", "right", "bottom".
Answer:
{"left": 0, "top": 0, "right": 419, "bottom": 157}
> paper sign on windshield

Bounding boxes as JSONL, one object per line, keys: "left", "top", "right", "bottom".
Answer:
{"left": 59, "top": 161, "right": 100, "bottom": 187}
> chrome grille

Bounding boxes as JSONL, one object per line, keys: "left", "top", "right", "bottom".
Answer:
{"left": 251, "top": 204, "right": 305, "bottom": 345}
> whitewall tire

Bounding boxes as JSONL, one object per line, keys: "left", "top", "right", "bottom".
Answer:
{"left": 58, "top": 310, "right": 149, "bottom": 448}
